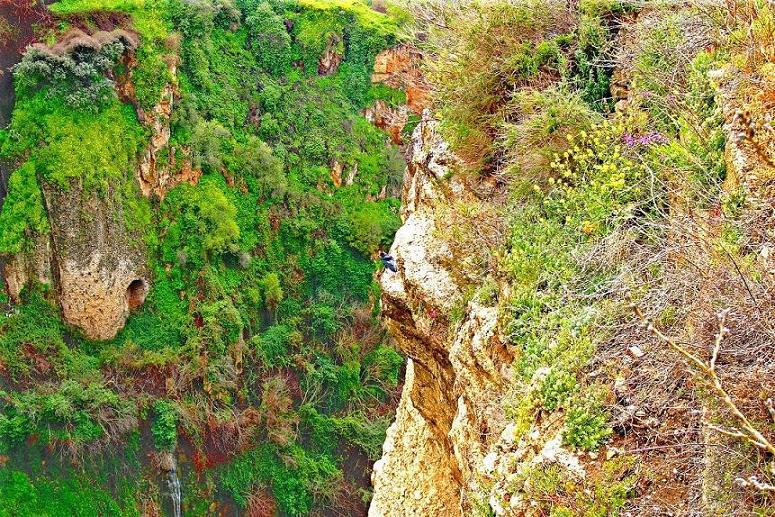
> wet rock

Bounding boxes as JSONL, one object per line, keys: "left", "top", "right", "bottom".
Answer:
{"left": 159, "top": 451, "right": 175, "bottom": 472}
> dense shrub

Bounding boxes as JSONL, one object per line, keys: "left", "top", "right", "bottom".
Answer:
{"left": 219, "top": 444, "right": 341, "bottom": 515}
{"left": 246, "top": 2, "right": 293, "bottom": 76}
{"left": 252, "top": 324, "right": 295, "bottom": 368}
{"left": 151, "top": 399, "right": 178, "bottom": 451}
{"left": 0, "top": 469, "right": 125, "bottom": 516}
{"left": 562, "top": 391, "right": 612, "bottom": 451}
{"left": 13, "top": 38, "right": 131, "bottom": 110}
{"left": 160, "top": 178, "right": 241, "bottom": 266}
{"left": 0, "top": 162, "right": 49, "bottom": 254}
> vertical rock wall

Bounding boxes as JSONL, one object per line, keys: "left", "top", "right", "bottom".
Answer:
{"left": 370, "top": 114, "right": 517, "bottom": 516}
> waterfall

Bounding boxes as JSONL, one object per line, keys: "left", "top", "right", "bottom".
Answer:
{"left": 161, "top": 453, "right": 182, "bottom": 517}
{"left": 166, "top": 466, "right": 182, "bottom": 517}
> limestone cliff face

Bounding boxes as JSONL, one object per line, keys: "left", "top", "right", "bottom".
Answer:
{"left": 370, "top": 114, "right": 517, "bottom": 515}
{"left": 4, "top": 180, "right": 148, "bottom": 341}
{"left": 366, "top": 45, "right": 431, "bottom": 145}
{"left": 119, "top": 57, "right": 201, "bottom": 200}
{"left": 370, "top": 113, "right": 465, "bottom": 516}
{"left": 2, "top": 30, "right": 171, "bottom": 340}
{"left": 371, "top": 113, "right": 599, "bottom": 517}
{"left": 41, "top": 181, "right": 148, "bottom": 341}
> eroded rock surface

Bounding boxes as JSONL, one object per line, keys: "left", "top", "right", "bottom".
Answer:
{"left": 372, "top": 45, "right": 430, "bottom": 114}
{"left": 370, "top": 113, "right": 521, "bottom": 515}
{"left": 42, "top": 182, "right": 147, "bottom": 340}
{"left": 366, "top": 45, "right": 432, "bottom": 144}
{"left": 318, "top": 34, "right": 343, "bottom": 75}
{"left": 122, "top": 60, "right": 201, "bottom": 200}
{"left": 371, "top": 111, "right": 593, "bottom": 516}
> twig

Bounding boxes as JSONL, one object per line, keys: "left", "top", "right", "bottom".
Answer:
{"left": 632, "top": 305, "right": 775, "bottom": 458}
{"left": 735, "top": 476, "right": 775, "bottom": 492}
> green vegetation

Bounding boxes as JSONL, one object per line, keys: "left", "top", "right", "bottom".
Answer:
{"left": 0, "top": 0, "right": 404, "bottom": 513}
{"left": 151, "top": 399, "right": 178, "bottom": 451}
{"left": 4, "top": 0, "right": 771, "bottom": 514}
{"left": 0, "top": 469, "right": 127, "bottom": 517}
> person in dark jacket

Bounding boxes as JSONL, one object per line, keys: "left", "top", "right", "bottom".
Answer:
{"left": 379, "top": 251, "right": 398, "bottom": 272}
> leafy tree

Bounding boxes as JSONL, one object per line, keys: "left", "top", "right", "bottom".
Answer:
{"left": 229, "top": 136, "right": 287, "bottom": 200}
{"left": 161, "top": 178, "right": 240, "bottom": 266}
{"left": 246, "top": 2, "right": 292, "bottom": 76}
{"left": 261, "top": 272, "right": 284, "bottom": 323}
{"left": 191, "top": 119, "right": 232, "bottom": 172}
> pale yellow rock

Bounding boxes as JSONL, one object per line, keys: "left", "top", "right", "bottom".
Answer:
{"left": 371, "top": 115, "right": 515, "bottom": 516}
{"left": 369, "top": 360, "right": 462, "bottom": 517}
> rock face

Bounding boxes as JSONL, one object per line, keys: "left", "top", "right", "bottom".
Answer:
{"left": 372, "top": 45, "right": 430, "bottom": 114}
{"left": 121, "top": 59, "right": 201, "bottom": 200}
{"left": 1, "top": 29, "right": 165, "bottom": 340}
{"left": 5, "top": 180, "right": 148, "bottom": 340}
{"left": 370, "top": 113, "right": 465, "bottom": 515}
{"left": 370, "top": 113, "right": 519, "bottom": 515}
{"left": 318, "top": 34, "right": 343, "bottom": 75}
{"left": 135, "top": 77, "right": 177, "bottom": 198}
{"left": 366, "top": 45, "right": 432, "bottom": 145}
{"left": 363, "top": 100, "right": 407, "bottom": 145}
{"left": 41, "top": 181, "right": 148, "bottom": 341}
{"left": 3, "top": 234, "right": 53, "bottom": 300}
{"left": 371, "top": 113, "right": 591, "bottom": 517}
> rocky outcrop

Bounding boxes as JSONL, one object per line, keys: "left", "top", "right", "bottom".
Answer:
{"left": 318, "top": 34, "right": 343, "bottom": 76}
{"left": 135, "top": 77, "right": 175, "bottom": 198}
{"left": 41, "top": 181, "right": 147, "bottom": 341}
{"left": 370, "top": 113, "right": 520, "bottom": 515}
{"left": 2, "top": 28, "right": 151, "bottom": 339}
{"left": 363, "top": 100, "right": 407, "bottom": 145}
{"left": 371, "top": 111, "right": 596, "bottom": 516}
{"left": 366, "top": 45, "right": 432, "bottom": 145}
{"left": 370, "top": 113, "right": 465, "bottom": 515}
{"left": 372, "top": 45, "right": 430, "bottom": 114}
{"left": 370, "top": 359, "right": 462, "bottom": 516}
{"left": 0, "top": 26, "right": 183, "bottom": 338}
{"left": 5, "top": 178, "right": 149, "bottom": 340}
{"left": 120, "top": 58, "right": 201, "bottom": 200}
{"left": 3, "top": 233, "right": 53, "bottom": 301}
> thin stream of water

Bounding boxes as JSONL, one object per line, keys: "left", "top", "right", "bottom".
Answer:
{"left": 165, "top": 462, "right": 183, "bottom": 517}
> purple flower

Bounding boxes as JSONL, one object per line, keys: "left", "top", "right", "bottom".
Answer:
{"left": 622, "top": 131, "right": 668, "bottom": 147}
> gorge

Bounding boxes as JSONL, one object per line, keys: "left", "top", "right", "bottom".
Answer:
{"left": 1, "top": 1, "right": 775, "bottom": 516}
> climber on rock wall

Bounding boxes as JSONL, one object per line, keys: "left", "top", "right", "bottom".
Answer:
{"left": 380, "top": 251, "right": 398, "bottom": 272}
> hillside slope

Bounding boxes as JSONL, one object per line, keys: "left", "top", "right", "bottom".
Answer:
{"left": 370, "top": 2, "right": 775, "bottom": 515}
{"left": 0, "top": 1, "right": 413, "bottom": 514}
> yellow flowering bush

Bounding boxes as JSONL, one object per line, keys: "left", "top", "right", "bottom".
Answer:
{"left": 542, "top": 119, "right": 654, "bottom": 237}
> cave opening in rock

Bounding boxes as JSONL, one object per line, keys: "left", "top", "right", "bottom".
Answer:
{"left": 126, "top": 279, "right": 147, "bottom": 310}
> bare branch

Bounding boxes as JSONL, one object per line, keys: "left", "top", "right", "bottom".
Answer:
{"left": 632, "top": 305, "right": 775, "bottom": 458}
{"left": 735, "top": 476, "right": 775, "bottom": 492}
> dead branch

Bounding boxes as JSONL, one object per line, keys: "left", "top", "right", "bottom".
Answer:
{"left": 632, "top": 305, "right": 775, "bottom": 460}
{"left": 735, "top": 476, "right": 775, "bottom": 492}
